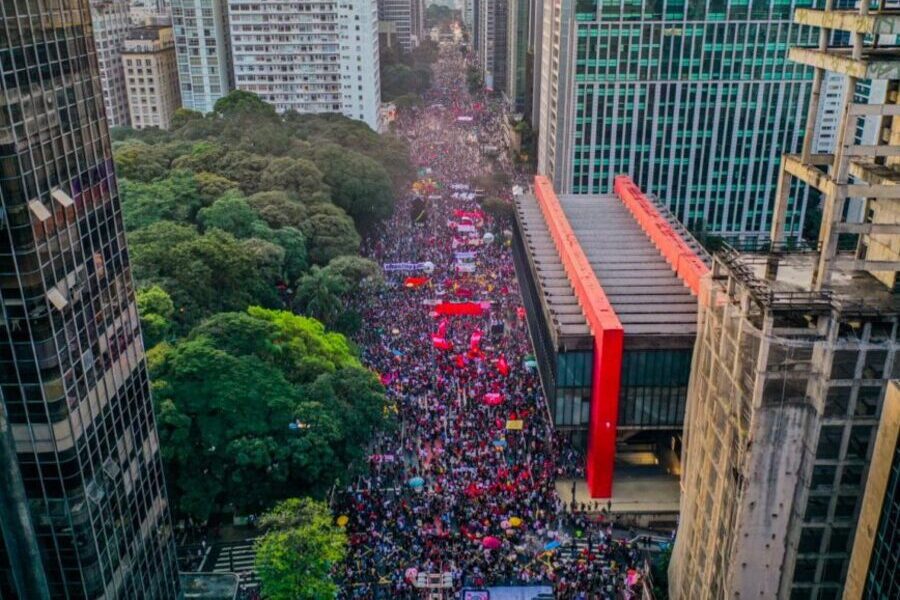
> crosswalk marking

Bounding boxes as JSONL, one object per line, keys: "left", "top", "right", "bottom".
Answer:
{"left": 212, "top": 539, "right": 260, "bottom": 589}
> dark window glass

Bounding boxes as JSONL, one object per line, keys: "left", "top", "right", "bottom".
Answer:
{"left": 828, "top": 528, "right": 852, "bottom": 554}
{"left": 847, "top": 426, "right": 873, "bottom": 459}
{"left": 805, "top": 496, "right": 829, "bottom": 522}
{"left": 824, "top": 387, "right": 851, "bottom": 417}
{"left": 816, "top": 426, "right": 843, "bottom": 459}
{"left": 793, "top": 558, "right": 817, "bottom": 582}
{"left": 811, "top": 465, "right": 836, "bottom": 490}
{"left": 798, "top": 527, "right": 823, "bottom": 553}
{"left": 835, "top": 496, "right": 857, "bottom": 520}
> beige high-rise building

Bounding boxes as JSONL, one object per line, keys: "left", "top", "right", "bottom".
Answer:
{"left": 122, "top": 25, "right": 181, "bottom": 129}
{"left": 90, "top": 0, "right": 132, "bottom": 127}
{"left": 670, "top": 4, "right": 900, "bottom": 600}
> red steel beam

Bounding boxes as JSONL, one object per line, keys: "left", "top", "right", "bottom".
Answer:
{"left": 613, "top": 175, "right": 709, "bottom": 295}
{"left": 533, "top": 176, "right": 623, "bottom": 499}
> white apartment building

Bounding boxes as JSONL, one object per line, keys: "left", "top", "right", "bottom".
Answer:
{"left": 227, "top": 0, "right": 381, "bottom": 130}
{"left": 171, "top": 0, "right": 232, "bottom": 113}
{"left": 90, "top": 0, "right": 132, "bottom": 127}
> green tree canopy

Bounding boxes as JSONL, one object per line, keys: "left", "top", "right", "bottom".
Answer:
{"left": 136, "top": 286, "right": 175, "bottom": 347}
{"left": 260, "top": 156, "right": 329, "bottom": 200}
{"left": 197, "top": 191, "right": 261, "bottom": 238}
{"left": 312, "top": 145, "right": 394, "bottom": 227}
{"left": 247, "top": 191, "right": 308, "bottom": 230}
{"left": 152, "top": 309, "right": 388, "bottom": 519}
{"left": 303, "top": 209, "right": 361, "bottom": 265}
{"left": 254, "top": 498, "right": 347, "bottom": 600}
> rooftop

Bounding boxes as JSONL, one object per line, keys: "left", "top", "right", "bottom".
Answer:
{"left": 719, "top": 249, "right": 900, "bottom": 316}
{"left": 515, "top": 177, "right": 703, "bottom": 351}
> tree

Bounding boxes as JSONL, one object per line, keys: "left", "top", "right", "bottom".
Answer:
{"left": 312, "top": 145, "right": 394, "bottom": 226}
{"left": 129, "top": 224, "right": 279, "bottom": 325}
{"left": 213, "top": 90, "right": 278, "bottom": 119}
{"left": 136, "top": 286, "right": 175, "bottom": 347}
{"left": 194, "top": 171, "right": 239, "bottom": 203}
{"left": 252, "top": 224, "right": 308, "bottom": 282}
{"left": 482, "top": 196, "right": 514, "bottom": 223}
{"left": 254, "top": 498, "right": 347, "bottom": 600}
{"left": 114, "top": 142, "right": 171, "bottom": 182}
{"left": 247, "top": 191, "right": 308, "bottom": 230}
{"left": 260, "top": 157, "right": 329, "bottom": 200}
{"left": 197, "top": 191, "right": 261, "bottom": 238}
{"left": 119, "top": 170, "right": 210, "bottom": 230}
{"left": 151, "top": 309, "right": 382, "bottom": 518}
{"left": 303, "top": 209, "right": 361, "bottom": 266}
{"left": 321, "top": 255, "right": 383, "bottom": 289}
{"left": 293, "top": 267, "right": 347, "bottom": 328}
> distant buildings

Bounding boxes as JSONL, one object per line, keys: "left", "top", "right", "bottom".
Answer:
{"left": 535, "top": 1, "right": 816, "bottom": 239}
{"left": 0, "top": 0, "right": 180, "bottom": 596}
{"left": 228, "top": 0, "right": 381, "bottom": 130}
{"left": 171, "top": 0, "right": 233, "bottom": 114}
{"left": 90, "top": 0, "right": 132, "bottom": 127}
{"left": 123, "top": 25, "right": 182, "bottom": 129}
{"left": 504, "top": 0, "right": 530, "bottom": 113}
{"left": 377, "top": 0, "right": 425, "bottom": 52}
{"left": 477, "top": 0, "right": 507, "bottom": 92}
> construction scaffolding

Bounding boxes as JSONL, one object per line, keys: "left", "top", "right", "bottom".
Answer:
{"left": 671, "top": 3, "right": 900, "bottom": 599}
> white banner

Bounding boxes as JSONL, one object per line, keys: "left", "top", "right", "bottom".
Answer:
{"left": 384, "top": 262, "right": 428, "bottom": 272}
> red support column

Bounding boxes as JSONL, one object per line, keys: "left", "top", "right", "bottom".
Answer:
{"left": 533, "top": 176, "right": 623, "bottom": 498}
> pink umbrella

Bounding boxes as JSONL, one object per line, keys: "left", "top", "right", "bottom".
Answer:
{"left": 482, "top": 536, "right": 502, "bottom": 550}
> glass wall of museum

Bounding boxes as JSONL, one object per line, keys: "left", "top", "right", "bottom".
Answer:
{"left": 792, "top": 318, "right": 900, "bottom": 600}
{"left": 618, "top": 349, "right": 689, "bottom": 428}
{"left": 510, "top": 225, "right": 560, "bottom": 399}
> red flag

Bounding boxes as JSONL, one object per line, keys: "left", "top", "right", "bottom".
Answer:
{"left": 497, "top": 356, "right": 510, "bottom": 376}
{"left": 437, "top": 318, "right": 449, "bottom": 338}
{"left": 454, "top": 355, "right": 466, "bottom": 369}
{"left": 432, "top": 336, "right": 453, "bottom": 351}
{"left": 469, "top": 329, "right": 483, "bottom": 354}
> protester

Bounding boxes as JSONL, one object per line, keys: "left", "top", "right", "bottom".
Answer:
{"left": 334, "top": 43, "right": 643, "bottom": 600}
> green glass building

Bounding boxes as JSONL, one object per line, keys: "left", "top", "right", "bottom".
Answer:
{"left": 536, "top": 0, "right": 821, "bottom": 238}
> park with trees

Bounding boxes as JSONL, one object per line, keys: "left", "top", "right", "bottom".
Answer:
{"left": 111, "top": 91, "right": 409, "bottom": 590}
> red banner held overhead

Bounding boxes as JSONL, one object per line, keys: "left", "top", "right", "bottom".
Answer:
{"left": 404, "top": 276, "right": 429, "bottom": 288}
{"left": 434, "top": 302, "right": 486, "bottom": 316}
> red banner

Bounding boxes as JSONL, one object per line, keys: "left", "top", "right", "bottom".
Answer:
{"left": 454, "top": 209, "right": 485, "bottom": 220}
{"left": 434, "top": 302, "right": 485, "bottom": 316}
{"left": 404, "top": 276, "right": 429, "bottom": 288}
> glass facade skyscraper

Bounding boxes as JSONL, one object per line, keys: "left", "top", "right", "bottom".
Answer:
{"left": 537, "top": 0, "right": 820, "bottom": 238}
{"left": 0, "top": 0, "right": 180, "bottom": 597}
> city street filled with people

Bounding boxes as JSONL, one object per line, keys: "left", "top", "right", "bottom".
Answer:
{"left": 333, "top": 43, "right": 650, "bottom": 599}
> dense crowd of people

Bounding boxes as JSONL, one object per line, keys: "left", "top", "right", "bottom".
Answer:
{"left": 334, "top": 44, "right": 647, "bottom": 599}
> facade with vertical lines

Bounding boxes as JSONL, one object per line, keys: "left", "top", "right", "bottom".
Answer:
{"left": 0, "top": 0, "right": 180, "bottom": 596}
{"left": 537, "top": 0, "right": 819, "bottom": 238}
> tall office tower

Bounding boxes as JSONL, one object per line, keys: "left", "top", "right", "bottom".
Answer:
{"left": 529, "top": 0, "right": 541, "bottom": 127}
{"left": 463, "top": 0, "right": 475, "bottom": 32}
{"left": 228, "top": 0, "right": 381, "bottom": 131}
{"left": 411, "top": 0, "right": 425, "bottom": 48}
{"left": 505, "top": 0, "right": 530, "bottom": 112}
{"left": 339, "top": 0, "right": 381, "bottom": 129}
{"left": 670, "top": 5, "right": 900, "bottom": 599}
{"left": 0, "top": 0, "right": 180, "bottom": 596}
{"left": 536, "top": 0, "right": 818, "bottom": 239}
{"left": 171, "top": 0, "right": 233, "bottom": 114}
{"left": 477, "top": 0, "right": 507, "bottom": 92}
{"left": 90, "top": 0, "right": 132, "bottom": 127}
{"left": 843, "top": 380, "right": 898, "bottom": 600}
{"left": 122, "top": 25, "right": 182, "bottom": 129}
{"left": 378, "top": 0, "right": 415, "bottom": 52}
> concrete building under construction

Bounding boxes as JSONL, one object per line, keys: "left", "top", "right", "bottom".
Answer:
{"left": 670, "top": 4, "right": 900, "bottom": 600}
